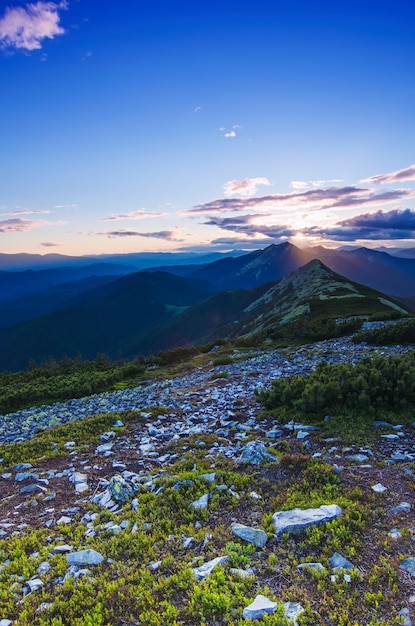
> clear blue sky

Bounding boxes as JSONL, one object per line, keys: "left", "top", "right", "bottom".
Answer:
{"left": 1, "top": 0, "right": 415, "bottom": 255}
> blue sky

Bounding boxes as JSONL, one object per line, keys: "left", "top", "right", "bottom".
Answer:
{"left": 1, "top": 0, "right": 415, "bottom": 255}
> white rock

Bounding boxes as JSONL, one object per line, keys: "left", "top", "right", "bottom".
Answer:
{"left": 231, "top": 522, "right": 268, "bottom": 548}
{"left": 190, "top": 493, "right": 209, "bottom": 510}
{"left": 66, "top": 549, "right": 104, "bottom": 567}
{"left": 193, "top": 556, "right": 228, "bottom": 580}
{"left": 243, "top": 594, "right": 277, "bottom": 620}
{"left": 273, "top": 504, "right": 342, "bottom": 536}
{"left": 372, "top": 483, "right": 387, "bottom": 493}
{"left": 284, "top": 602, "right": 305, "bottom": 625}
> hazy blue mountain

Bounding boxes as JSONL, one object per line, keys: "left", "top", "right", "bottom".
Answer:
{"left": 307, "top": 246, "right": 415, "bottom": 297}
{"left": 0, "top": 271, "right": 215, "bottom": 371}
{"left": 0, "top": 264, "right": 137, "bottom": 303}
{"left": 185, "top": 242, "right": 314, "bottom": 289}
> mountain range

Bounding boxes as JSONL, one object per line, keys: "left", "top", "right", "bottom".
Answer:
{"left": 1, "top": 241, "right": 413, "bottom": 371}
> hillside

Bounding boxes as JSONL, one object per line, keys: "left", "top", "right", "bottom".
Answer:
{"left": 187, "top": 242, "right": 314, "bottom": 289}
{"left": 0, "top": 259, "right": 411, "bottom": 372}
{"left": 0, "top": 271, "right": 215, "bottom": 371}
{"left": 0, "top": 332, "right": 415, "bottom": 624}
{"left": 128, "top": 260, "right": 411, "bottom": 356}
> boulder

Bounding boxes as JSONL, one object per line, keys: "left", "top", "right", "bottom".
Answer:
{"left": 273, "top": 504, "right": 342, "bottom": 536}
{"left": 66, "top": 549, "right": 104, "bottom": 567}
{"left": 231, "top": 522, "right": 268, "bottom": 548}
{"left": 239, "top": 441, "right": 278, "bottom": 465}
{"left": 329, "top": 552, "right": 354, "bottom": 571}
{"left": 108, "top": 475, "right": 137, "bottom": 503}
{"left": 284, "top": 602, "right": 305, "bottom": 625}
{"left": 243, "top": 595, "right": 277, "bottom": 620}
{"left": 400, "top": 558, "right": 415, "bottom": 577}
{"left": 193, "top": 555, "right": 228, "bottom": 580}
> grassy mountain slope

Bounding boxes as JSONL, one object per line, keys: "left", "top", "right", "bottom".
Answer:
{"left": 230, "top": 259, "right": 410, "bottom": 339}
{"left": 129, "top": 260, "right": 411, "bottom": 356}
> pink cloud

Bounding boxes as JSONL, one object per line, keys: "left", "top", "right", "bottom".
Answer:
{"left": 0, "top": 217, "right": 47, "bottom": 233}
{"left": 100, "top": 209, "right": 167, "bottom": 221}
{"left": 223, "top": 177, "right": 271, "bottom": 197}
{"left": 362, "top": 164, "right": 415, "bottom": 185}
{"left": 0, "top": 1, "right": 67, "bottom": 51}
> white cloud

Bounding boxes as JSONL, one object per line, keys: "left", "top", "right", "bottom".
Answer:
{"left": 291, "top": 180, "right": 309, "bottom": 190}
{"left": 223, "top": 177, "right": 272, "bottom": 197}
{"left": 100, "top": 209, "right": 168, "bottom": 222}
{"left": 1, "top": 207, "right": 50, "bottom": 215}
{"left": 291, "top": 179, "right": 343, "bottom": 190}
{"left": 0, "top": 1, "right": 67, "bottom": 52}
{"left": 224, "top": 130, "right": 236, "bottom": 138}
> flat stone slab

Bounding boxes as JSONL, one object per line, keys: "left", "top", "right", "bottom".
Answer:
{"left": 273, "top": 504, "right": 342, "bottom": 536}
{"left": 329, "top": 552, "right": 354, "bottom": 571}
{"left": 243, "top": 595, "right": 277, "bottom": 620}
{"left": 193, "top": 555, "right": 228, "bottom": 580}
{"left": 231, "top": 522, "right": 268, "bottom": 548}
{"left": 66, "top": 549, "right": 104, "bottom": 567}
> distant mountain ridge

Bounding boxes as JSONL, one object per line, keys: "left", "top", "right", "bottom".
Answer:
{"left": 1, "top": 242, "right": 414, "bottom": 371}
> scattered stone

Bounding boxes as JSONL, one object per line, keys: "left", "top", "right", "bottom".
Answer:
{"left": 243, "top": 595, "right": 277, "bottom": 620}
{"left": 231, "top": 522, "right": 268, "bottom": 548}
{"left": 15, "top": 472, "right": 39, "bottom": 482}
{"left": 284, "top": 602, "right": 305, "bottom": 625}
{"left": 95, "top": 443, "right": 114, "bottom": 454}
{"left": 26, "top": 577, "right": 44, "bottom": 593}
{"left": 190, "top": 494, "right": 209, "bottom": 510}
{"left": 239, "top": 441, "right": 278, "bottom": 465}
{"left": 108, "top": 475, "right": 137, "bottom": 503}
{"left": 297, "top": 562, "right": 325, "bottom": 572}
{"left": 52, "top": 545, "right": 73, "bottom": 554}
{"left": 329, "top": 552, "right": 354, "bottom": 571}
{"left": 200, "top": 473, "right": 216, "bottom": 484}
{"left": 400, "top": 558, "right": 415, "bottom": 577}
{"left": 193, "top": 555, "right": 228, "bottom": 580}
{"left": 347, "top": 454, "right": 370, "bottom": 463}
{"left": 399, "top": 607, "right": 412, "bottom": 626}
{"left": 273, "top": 504, "right": 342, "bottom": 536}
{"left": 230, "top": 567, "right": 254, "bottom": 579}
{"left": 388, "top": 528, "right": 402, "bottom": 540}
{"left": 372, "top": 483, "right": 387, "bottom": 493}
{"left": 390, "top": 502, "right": 411, "bottom": 514}
{"left": 66, "top": 550, "right": 104, "bottom": 567}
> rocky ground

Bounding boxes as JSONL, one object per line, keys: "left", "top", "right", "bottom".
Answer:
{"left": 1, "top": 330, "right": 415, "bottom": 625}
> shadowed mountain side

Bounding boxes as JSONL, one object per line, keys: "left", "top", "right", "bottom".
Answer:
{"left": 228, "top": 259, "right": 411, "bottom": 338}
{"left": 307, "top": 246, "right": 415, "bottom": 297}
{"left": 127, "top": 261, "right": 411, "bottom": 356}
{"left": 129, "top": 284, "right": 272, "bottom": 355}
{"left": 186, "top": 242, "right": 314, "bottom": 289}
{"left": 0, "top": 272, "right": 215, "bottom": 371}
{"left": 133, "top": 243, "right": 415, "bottom": 298}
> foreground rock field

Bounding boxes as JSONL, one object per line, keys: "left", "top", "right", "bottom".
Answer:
{"left": 1, "top": 332, "right": 415, "bottom": 625}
